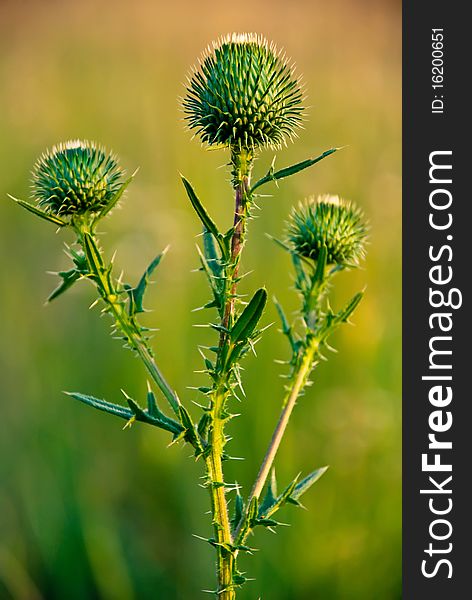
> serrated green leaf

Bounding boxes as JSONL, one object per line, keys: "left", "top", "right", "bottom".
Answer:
{"left": 319, "top": 291, "right": 364, "bottom": 342}
{"left": 197, "top": 412, "right": 212, "bottom": 440}
{"left": 9, "top": 194, "right": 67, "bottom": 226}
{"left": 66, "top": 391, "right": 133, "bottom": 420}
{"left": 289, "top": 466, "right": 329, "bottom": 504}
{"left": 69, "top": 248, "right": 88, "bottom": 271}
{"left": 255, "top": 517, "right": 279, "bottom": 528}
{"left": 250, "top": 148, "right": 338, "bottom": 194}
{"left": 48, "top": 268, "right": 82, "bottom": 302}
{"left": 261, "top": 475, "right": 300, "bottom": 519}
{"left": 129, "top": 248, "right": 167, "bottom": 315}
{"left": 66, "top": 391, "right": 183, "bottom": 436}
{"left": 196, "top": 245, "right": 224, "bottom": 316}
{"left": 259, "top": 469, "right": 278, "bottom": 516}
{"left": 273, "top": 298, "right": 298, "bottom": 353}
{"left": 336, "top": 291, "right": 363, "bottom": 324}
{"left": 123, "top": 391, "right": 148, "bottom": 420}
{"left": 181, "top": 176, "right": 227, "bottom": 259}
{"left": 232, "top": 490, "right": 244, "bottom": 529}
{"left": 146, "top": 388, "right": 159, "bottom": 418}
{"left": 202, "top": 228, "right": 223, "bottom": 278}
{"left": 82, "top": 231, "right": 104, "bottom": 278}
{"left": 178, "top": 405, "right": 203, "bottom": 454}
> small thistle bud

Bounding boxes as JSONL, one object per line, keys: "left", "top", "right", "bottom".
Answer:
{"left": 287, "top": 195, "right": 368, "bottom": 265}
{"left": 31, "top": 140, "right": 125, "bottom": 219}
{"left": 183, "top": 33, "right": 304, "bottom": 150}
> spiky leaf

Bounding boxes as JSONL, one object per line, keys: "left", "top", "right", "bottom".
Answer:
{"left": 67, "top": 391, "right": 183, "bottom": 436}
{"left": 178, "top": 405, "right": 204, "bottom": 455}
{"left": 260, "top": 475, "right": 300, "bottom": 518}
{"left": 181, "top": 176, "right": 227, "bottom": 259}
{"left": 259, "top": 469, "right": 278, "bottom": 515}
{"left": 128, "top": 248, "right": 167, "bottom": 315}
{"left": 288, "top": 466, "right": 329, "bottom": 505}
{"left": 251, "top": 148, "right": 338, "bottom": 193}
{"left": 230, "top": 288, "right": 267, "bottom": 345}
{"left": 9, "top": 194, "right": 67, "bottom": 226}
{"left": 48, "top": 268, "right": 83, "bottom": 302}
{"left": 231, "top": 490, "right": 245, "bottom": 530}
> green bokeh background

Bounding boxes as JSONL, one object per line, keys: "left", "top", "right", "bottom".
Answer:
{"left": 0, "top": 0, "right": 401, "bottom": 598}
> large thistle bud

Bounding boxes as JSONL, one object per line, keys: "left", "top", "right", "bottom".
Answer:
{"left": 31, "top": 140, "right": 125, "bottom": 219}
{"left": 287, "top": 195, "right": 368, "bottom": 266}
{"left": 183, "top": 33, "right": 304, "bottom": 150}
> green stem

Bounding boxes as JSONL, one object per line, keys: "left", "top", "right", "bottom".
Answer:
{"left": 79, "top": 225, "right": 180, "bottom": 416}
{"left": 205, "top": 386, "right": 235, "bottom": 599}
{"left": 206, "top": 148, "right": 253, "bottom": 599}
{"left": 234, "top": 337, "right": 318, "bottom": 546}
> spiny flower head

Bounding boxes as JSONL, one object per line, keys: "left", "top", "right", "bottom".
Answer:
{"left": 31, "top": 140, "right": 125, "bottom": 218}
{"left": 287, "top": 195, "right": 368, "bottom": 266}
{"left": 183, "top": 33, "right": 304, "bottom": 150}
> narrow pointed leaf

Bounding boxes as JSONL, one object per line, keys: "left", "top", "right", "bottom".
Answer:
{"left": 123, "top": 392, "right": 148, "bottom": 419}
{"left": 336, "top": 291, "right": 363, "bottom": 323}
{"left": 202, "top": 228, "right": 223, "bottom": 278}
{"left": 259, "top": 469, "right": 278, "bottom": 516}
{"left": 123, "top": 390, "right": 183, "bottom": 434}
{"left": 231, "top": 490, "right": 244, "bottom": 530}
{"left": 261, "top": 475, "right": 300, "bottom": 518}
{"left": 289, "top": 466, "right": 329, "bottom": 504}
{"left": 181, "top": 176, "right": 227, "bottom": 259}
{"left": 66, "top": 391, "right": 132, "bottom": 420}
{"left": 67, "top": 391, "right": 183, "bottom": 435}
{"left": 230, "top": 288, "right": 267, "bottom": 345}
{"left": 197, "top": 412, "right": 212, "bottom": 440}
{"left": 196, "top": 245, "right": 223, "bottom": 315}
{"left": 147, "top": 389, "right": 159, "bottom": 417}
{"left": 247, "top": 496, "right": 259, "bottom": 527}
{"left": 9, "top": 194, "right": 67, "bottom": 226}
{"left": 250, "top": 148, "right": 338, "bottom": 194}
{"left": 178, "top": 405, "right": 203, "bottom": 454}
{"left": 130, "top": 248, "right": 167, "bottom": 314}
{"left": 82, "top": 232, "right": 104, "bottom": 278}
{"left": 48, "top": 268, "right": 82, "bottom": 302}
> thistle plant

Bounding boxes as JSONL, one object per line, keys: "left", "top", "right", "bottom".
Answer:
{"left": 11, "top": 33, "right": 368, "bottom": 599}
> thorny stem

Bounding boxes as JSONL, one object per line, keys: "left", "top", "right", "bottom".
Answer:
{"left": 205, "top": 385, "right": 235, "bottom": 599}
{"left": 234, "top": 337, "right": 318, "bottom": 545}
{"left": 221, "top": 148, "right": 253, "bottom": 334}
{"left": 207, "top": 148, "right": 253, "bottom": 599}
{"left": 78, "top": 224, "right": 180, "bottom": 416}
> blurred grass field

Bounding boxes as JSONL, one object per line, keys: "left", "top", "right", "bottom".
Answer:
{"left": 0, "top": 0, "right": 401, "bottom": 598}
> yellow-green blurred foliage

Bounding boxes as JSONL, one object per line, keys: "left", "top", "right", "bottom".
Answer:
{"left": 0, "top": 0, "right": 401, "bottom": 598}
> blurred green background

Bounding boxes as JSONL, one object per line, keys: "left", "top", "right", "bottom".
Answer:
{"left": 0, "top": 0, "right": 401, "bottom": 598}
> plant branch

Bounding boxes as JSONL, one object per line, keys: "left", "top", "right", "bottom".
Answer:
{"left": 78, "top": 225, "right": 181, "bottom": 416}
{"left": 206, "top": 147, "right": 253, "bottom": 599}
{"left": 234, "top": 337, "right": 318, "bottom": 544}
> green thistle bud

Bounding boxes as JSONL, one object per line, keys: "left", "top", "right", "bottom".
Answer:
{"left": 183, "top": 33, "right": 304, "bottom": 150}
{"left": 31, "top": 140, "right": 125, "bottom": 218}
{"left": 287, "top": 195, "right": 368, "bottom": 266}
